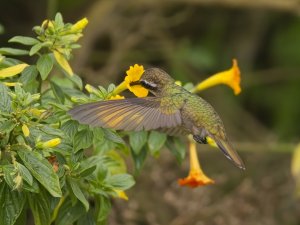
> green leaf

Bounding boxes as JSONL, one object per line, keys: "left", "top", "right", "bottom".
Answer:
{"left": 75, "top": 155, "right": 104, "bottom": 177}
{"left": 96, "top": 196, "right": 111, "bottom": 224}
{"left": 104, "top": 174, "right": 135, "bottom": 190}
{"left": 16, "top": 162, "right": 33, "bottom": 185}
{"left": 129, "top": 131, "right": 148, "bottom": 154}
{"left": 73, "top": 129, "right": 94, "bottom": 152}
{"left": 78, "top": 211, "right": 96, "bottom": 225}
{"left": 166, "top": 137, "right": 186, "bottom": 164}
{"left": 2, "top": 165, "right": 15, "bottom": 188}
{"left": 27, "top": 188, "right": 51, "bottom": 225}
{"left": 29, "top": 43, "right": 43, "bottom": 56}
{"left": 148, "top": 131, "right": 167, "bottom": 157}
{"left": 37, "top": 54, "right": 53, "bottom": 80}
{"left": 50, "top": 81, "right": 65, "bottom": 104}
{"left": 0, "top": 120, "right": 15, "bottom": 133}
{"left": 0, "top": 83, "right": 11, "bottom": 112}
{"left": 0, "top": 183, "right": 26, "bottom": 225}
{"left": 61, "top": 120, "right": 79, "bottom": 140}
{"left": 54, "top": 12, "right": 64, "bottom": 28}
{"left": 68, "top": 74, "right": 83, "bottom": 90}
{"left": 9, "top": 36, "right": 39, "bottom": 46}
{"left": 131, "top": 147, "right": 147, "bottom": 173}
{"left": 0, "top": 47, "right": 29, "bottom": 55}
{"left": 103, "top": 129, "right": 125, "bottom": 145}
{"left": 19, "top": 65, "right": 39, "bottom": 93}
{"left": 56, "top": 199, "right": 85, "bottom": 225}
{"left": 17, "top": 149, "right": 62, "bottom": 197}
{"left": 68, "top": 178, "right": 89, "bottom": 211}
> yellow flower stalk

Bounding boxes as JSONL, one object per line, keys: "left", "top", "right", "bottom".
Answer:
{"left": 113, "top": 64, "right": 148, "bottom": 97}
{"left": 178, "top": 138, "right": 214, "bottom": 188}
{"left": 114, "top": 190, "right": 129, "bottom": 201}
{"left": 53, "top": 50, "right": 73, "bottom": 76}
{"left": 193, "top": 59, "right": 241, "bottom": 95}
{"left": 0, "top": 64, "right": 29, "bottom": 79}
{"left": 42, "top": 138, "right": 61, "bottom": 148}
{"left": 22, "top": 124, "right": 30, "bottom": 137}
{"left": 70, "top": 18, "right": 88, "bottom": 32}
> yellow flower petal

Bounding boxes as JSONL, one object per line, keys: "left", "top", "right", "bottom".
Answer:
{"left": 71, "top": 18, "right": 88, "bottom": 32}
{"left": 193, "top": 59, "right": 241, "bottom": 95}
{"left": 3, "top": 82, "right": 22, "bottom": 87}
{"left": 22, "top": 124, "right": 30, "bottom": 137}
{"left": 42, "top": 138, "right": 61, "bottom": 148}
{"left": 178, "top": 139, "right": 214, "bottom": 188}
{"left": 124, "top": 64, "right": 148, "bottom": 97}
{"left": 109, "top": 95, "right": 125, "bottom": 100}
{"left": 115, "top": 190, "right": 129, "bottom": 201}
{"left": 53, "top": 50, "right": 73, "bottom": 76}
{"left": 0, "top": 64, "right": 29, "bottom": 79}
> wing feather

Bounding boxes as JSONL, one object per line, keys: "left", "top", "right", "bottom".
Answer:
{"left": 68, "top": 97, "right": 183, "bottom": 131}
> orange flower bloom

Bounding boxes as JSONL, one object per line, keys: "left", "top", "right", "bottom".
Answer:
{"left": 193, "top": 59, "right": 241, "bottom": 95}
{"left": 178, "top": 140, "right": 214, "bottom": 188}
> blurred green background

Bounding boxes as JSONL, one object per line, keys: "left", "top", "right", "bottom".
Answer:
{"left": 1, "top": 0, "right": 300, "bottom": 224}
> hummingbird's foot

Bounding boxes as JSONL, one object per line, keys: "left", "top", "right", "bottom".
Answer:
{"left": 193, "top": 135, "right": 207, "bottom": 144}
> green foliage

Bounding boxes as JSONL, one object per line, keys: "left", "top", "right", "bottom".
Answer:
{"left": 0, "top": 12, "right": 185, "bottom": 225}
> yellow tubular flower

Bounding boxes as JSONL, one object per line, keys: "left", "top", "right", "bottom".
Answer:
{"left": 22, "top": 124, "right": 30, "bottom": 137}
{"left": 178, "top": 139, "right": 214, "bottom": 188}
{"left": 109, "top": 95, "right": 125, "bottom": 100}
{"left": 193, "top": 59, "right": 241, "bottom": 95}
{"left": 113, "top": 64, "right": 148, "bottom": 97}
{"left": 71, "top": 18, "right": 88, "bottom": 32}
{"left": 114, "top": 190, "right": 129, "bottom": 201}
{"left": 42, "top": 138, "right": 61, "bottom": 148}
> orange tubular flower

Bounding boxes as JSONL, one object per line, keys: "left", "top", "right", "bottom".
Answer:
{"left": 193, "top": 59, "right": 241, "bottom": 95}
{"left": 178, "top": 139, "right": 214, "bottom": 188}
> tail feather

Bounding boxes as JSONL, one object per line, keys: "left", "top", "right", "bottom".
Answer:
{"left": 212, "top": 136, "right": 245, "bottom": 170}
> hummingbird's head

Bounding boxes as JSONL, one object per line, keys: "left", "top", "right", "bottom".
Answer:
{"left": 134, "top": 68, "right": 174, "bottom": 96}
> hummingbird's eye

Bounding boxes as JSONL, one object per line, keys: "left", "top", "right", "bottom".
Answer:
{"left": 140, "top": 80, "right": 157, "bottom": 90}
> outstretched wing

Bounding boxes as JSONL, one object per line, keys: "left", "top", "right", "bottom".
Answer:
{"left": 68, "top": 97, "right": 182, "bottom": 131}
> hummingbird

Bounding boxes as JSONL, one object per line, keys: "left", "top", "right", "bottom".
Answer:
{"left": 69, "top": 68, "right": 245, "bottom": 169}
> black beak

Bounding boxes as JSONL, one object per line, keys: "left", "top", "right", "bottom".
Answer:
{"left": 130, "top": 81, "right": 141, "bottom": 86}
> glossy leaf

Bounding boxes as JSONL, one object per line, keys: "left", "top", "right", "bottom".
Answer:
{"left": 129, "top": 131, "right": 148, "bottom": 155}
{"left": 17, "top": 149, "right": 62, "bottom": 197}
{"left": 68, "top": 178, "right": 89, "bottom": 211}
{"left": 9, "top": 36, "right": 39, "bottom": 46}
{"left": 73, "top": 129, "right": 94, "bottom": 152}
{"left": 37, "top": 54, "right": 53, "bottom": 80}
{"left": 0, "top": 83, "right": 11, "bottom": 112}
{"left": 148, "top": 131, "right": 167, "bottom": 157}
{"left": 28, "top": 188, "right": 52, "bottom": 225}
{"left": 0, "top": 183, "right": 26, "bottom": 225}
